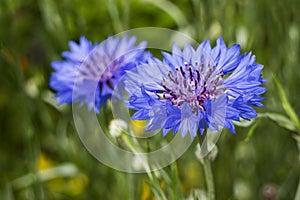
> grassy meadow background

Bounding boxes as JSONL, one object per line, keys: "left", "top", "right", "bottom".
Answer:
{"left": 0, "top": 0, "right": 300, "bottom": 199}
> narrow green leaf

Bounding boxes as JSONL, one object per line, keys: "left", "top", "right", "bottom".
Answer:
{"left": 11, "top": 163, "right": 78, "bottom": 190}
{"left": 145, "top": 179, "right": 168, "bottom": 200}
{"left": 142, "top": 0, "right": 188, "bottom": 29}
{"left": 273, "top": 75, "right": 300, "bottom": 132}
{"left": 292, "top": 134, "right": 300, "bottom": 143}
{"left": 42, "top": 90, "right": 68, "bottom": 112}
{"left": 244, "top": 122, "right": 258, "bottom": 142}
{"left": 146, "top": 183, "right": 161, "bottom": 199}
{"left": 261, "top": 112, "right": 296, "bottom": 132}
{"left": 158, "top": 169, "right": 172, "bottom": 185}
{"left": 105, "top": 0, "right": 123, "bottom": 33}
{"left": 38, "top": 0, "right": 66, "bottom": 43}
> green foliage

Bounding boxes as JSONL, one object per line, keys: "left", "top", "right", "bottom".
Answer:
{"left": 0, "top": 0, "right": 300, "bottom": 199}
{"left": 273, "top": 74, "right": 300, "bottom": 132}
{"left": 260, "top": 112, "right": 297, "bottom": 132}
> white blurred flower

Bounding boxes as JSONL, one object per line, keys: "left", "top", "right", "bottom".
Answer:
{"left": 132, "top": 155, "right": 149, "bottom": 172}
{"left": 236, "top": 26, "right": 248, "bottom": 48}
{"left": 195, "top": 142, "right": 218, "bottom": 161}
{"left": 109, "top": 119, "right": 128, "bottom": 137}
{"left": 234, "top": 179, "right": 251, "bottom": 199}
{"left": 25, "top": 75, "right": 44, "bottom": 98}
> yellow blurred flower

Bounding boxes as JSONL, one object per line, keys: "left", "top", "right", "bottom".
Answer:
{"left": 37, "top": 153, "right": 88, "bottom": 196}
{"left": 131, "top": 120, "right": 147, "bottom": 136}
{"left": 141, "top": 180, "right": 157, "bottom": 200}
{"left": 68, "top": 173, "right": 89, "bottom": 196}
{"left": 37, "top": 153, "right": 54, "bottom": 170}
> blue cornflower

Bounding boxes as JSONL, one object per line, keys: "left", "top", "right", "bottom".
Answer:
{"left": 50, "top": 35, "right": 147, "bottom": 113}
{"left": 124, "top": 36, "right": 266, "bottom": 138}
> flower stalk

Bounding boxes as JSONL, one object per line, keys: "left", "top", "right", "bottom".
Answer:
{"left": 197, "top": 131, "right": 215, "bottom": 200}
{"left": 294, "top": 141, "right": 300, "bottom": 200}
{"left": 202, "top": 157, "right": 215, "bottom": 200}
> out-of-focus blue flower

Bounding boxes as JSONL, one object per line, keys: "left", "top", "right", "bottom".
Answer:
{"left": 124, "top": 36, "right": 266, "bottom": 137}
{"left": 50, "top": 35, "right": 147, "bottom": 113}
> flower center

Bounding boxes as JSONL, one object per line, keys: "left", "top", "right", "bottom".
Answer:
{"left": 78, "top": 49, "right": 121, "bottom": 84}
{"left": 156, "top": 62, "right": 224, "bottom": 114}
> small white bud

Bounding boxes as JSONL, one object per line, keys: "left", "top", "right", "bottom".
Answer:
{"left": 109, "top": 119, "right": 128, "bottom": 137}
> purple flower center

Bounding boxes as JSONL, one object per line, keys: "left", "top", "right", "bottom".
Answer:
{"left": 77, "top": 49, "right": 122, "bottom": 86}
{"left": 156, "top": 62, "right": 224, "bottom": 114}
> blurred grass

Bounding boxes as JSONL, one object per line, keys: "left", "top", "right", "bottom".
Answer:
{"left": 0, "top": 0, "right": 300, "bottom": 199}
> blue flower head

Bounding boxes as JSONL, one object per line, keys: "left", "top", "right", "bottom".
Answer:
{"left": 50, "top": 35, "right": 147, "bottom": 113}
{"left": 124, "top": 36, "right": 266, "bottom": 138}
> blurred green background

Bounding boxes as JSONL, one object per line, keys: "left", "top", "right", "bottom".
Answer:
{"left": 0, "top": 0, "right": 300, "bottom": 199}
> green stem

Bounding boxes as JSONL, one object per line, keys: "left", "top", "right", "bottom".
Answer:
{"left": 198, "top": 132, "right": 215, "bottom": 200}
{"left": 120, "top": 133, "right": 168, "bottom": 199}
{"left": 202, "top": 157, "right": 215, "bottom": 200}
{"left": 295, "top": 179, "right": 300, "bottom": 200}
{"left": 294, "top": 142, "right": 300, "bottom": 200}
